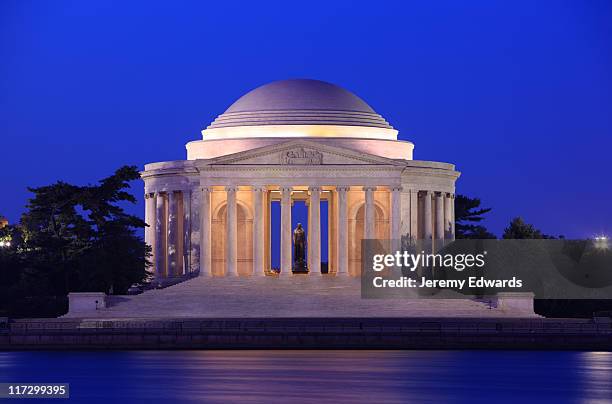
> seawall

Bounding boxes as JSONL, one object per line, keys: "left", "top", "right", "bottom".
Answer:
{"left": 1, "top": 317, "right": 611, "bottom": 350}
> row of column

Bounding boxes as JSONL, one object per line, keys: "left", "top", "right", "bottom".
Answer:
{"left": 277, "top": 186, "right": 380, "bottom": 276}
{"left": 145, "top": 190, "right": 192, "bottom": 280}
{"left": 147, "top": 186, "right": 455, "bottom": 279}
{"left": 421, "top": 191, "right": 455, "bottom": 241}
{"left": 381, "top": 187, "right": 456, "bottom": 243}
{"left": 197, "top": 186, "right": 380, "bottom": 277}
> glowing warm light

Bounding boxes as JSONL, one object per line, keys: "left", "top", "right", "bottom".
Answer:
{"left": 202, "top": 124, "right": 399, "bottom": 141}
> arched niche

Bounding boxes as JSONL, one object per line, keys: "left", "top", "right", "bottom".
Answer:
{"left": 211, "top": 200, "right": 253, "bottom": 276}
{"left": 348, "top": 201, "right": 389, "bottom": 276}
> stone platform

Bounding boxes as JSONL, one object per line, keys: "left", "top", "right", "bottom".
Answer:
{"left": 64, "top": 275, "right": 537, "bottom": 319}
{"left": 6, "top": 277, "right": 611, "bottom": 350}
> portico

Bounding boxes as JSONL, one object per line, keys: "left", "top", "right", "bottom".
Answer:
{"left": 142, "top": 79, "right": 460, "bottom": 282}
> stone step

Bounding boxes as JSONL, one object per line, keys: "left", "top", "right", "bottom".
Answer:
{"left": 62, "top": 275, "right": 538, "bottom": 319}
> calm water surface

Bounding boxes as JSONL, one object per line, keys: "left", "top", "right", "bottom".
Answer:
{"left": 0, "top": 351, "right": 611, "bottom": 403}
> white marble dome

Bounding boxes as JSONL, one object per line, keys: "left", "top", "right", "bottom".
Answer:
{"left": 187, "top": 79, "right": 413, "bottom": 160}
{"left": 207, "top": 79, "right": 394, "bottom": 130}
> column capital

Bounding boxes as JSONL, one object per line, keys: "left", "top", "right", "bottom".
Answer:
{"left": 225, "top": 186, "right": 238, "bottom": 193}
{"left": 421, "top": 190, "right": 433, "bottom": 196}
{"left": 308, "top": 186, "right": 322, "bottom": 193}
{"left": 363, "top": 186, "right": 377, "bottom": 192}
{"left": 391, "top": 186, "right": 403, "bottom": 192}
{"left": 280, "top": 186, "right": 293, "bottom": 194}
{"left": 336, "top": 186, "right": 350, "bottom": 193}
{"left": 201, "top": 186, "right": 212, "bottom": 193}
{"left": 252, "top": 186, "right": 266, "bottom": 193}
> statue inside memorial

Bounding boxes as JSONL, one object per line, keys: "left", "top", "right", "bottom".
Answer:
{"left": 292, "top": 223, "right": 308, "bottom": 273}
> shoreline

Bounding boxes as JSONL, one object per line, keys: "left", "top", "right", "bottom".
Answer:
{"left": 2, "top": 317, "right": 610, "bottom": 351}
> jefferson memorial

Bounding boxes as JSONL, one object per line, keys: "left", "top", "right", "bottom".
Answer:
{"left": 142, "top": 79, "right": 459, "bottom": 281}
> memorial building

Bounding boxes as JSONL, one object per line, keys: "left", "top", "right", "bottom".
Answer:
{"left": 141, "top": 79, "right": 460, "bottom": 281}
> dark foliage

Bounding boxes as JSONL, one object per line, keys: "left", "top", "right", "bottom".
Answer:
{"left": 535, "top": 299, "right": 612, "bottom": 318}
{"left": 502, "top": 217, "right": 558, "bottom": 239}
{"left": 0, "top": 166, "right": 150, "bottom": 318}
{"left": 454, "top": 194, "right": 496, "bottom": 239}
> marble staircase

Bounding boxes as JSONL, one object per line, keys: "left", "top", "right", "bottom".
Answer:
{"left": 65, "top": 275, "right": 539, "bottom": 319}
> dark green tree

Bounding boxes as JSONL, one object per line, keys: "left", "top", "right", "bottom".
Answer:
{"left": 502, "top": 217, "right": 555, "bottom": 239}
{"left": 454, "top": 194, "right": 496, "bottom": 239}
{"left": 1, "top": 166, "right": 151, "bottom": 317}
{"left": 75, "top": 165, "right": 151, "bottom": 293}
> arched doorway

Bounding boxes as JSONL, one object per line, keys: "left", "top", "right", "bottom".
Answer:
{"left": 211, "top": 202, "right": 253, "bottom": 276}
{"left": 348, "top": 203, "right": 388, "bottom": 276}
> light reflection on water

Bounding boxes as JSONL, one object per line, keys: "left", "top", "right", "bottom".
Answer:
{"left": 0, "top": 350, "right": 611, "bottom": 403}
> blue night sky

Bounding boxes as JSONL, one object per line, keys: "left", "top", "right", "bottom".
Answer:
{"left": 1, "top": 0, "right": 611, "bottom": 239}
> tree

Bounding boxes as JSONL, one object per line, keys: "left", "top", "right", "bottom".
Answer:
{"left": 454, "top": 195, "right": 496, "bottom": 239}
{"left": 502, "top": 217, "right": 555, "bottom": 239}
{"left": 74, "top": 165, "right": 151, "bottom": 293}
{"left": 1, "top": 166, "right": 151, "bottom": 318}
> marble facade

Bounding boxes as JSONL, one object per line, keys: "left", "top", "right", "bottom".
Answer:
{"left": 141, "top": 79, "right": 460, "bottom": 282}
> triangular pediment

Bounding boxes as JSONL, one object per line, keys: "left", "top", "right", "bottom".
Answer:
{"left": 203, "top": 139, "right": 404, "bottom": 166}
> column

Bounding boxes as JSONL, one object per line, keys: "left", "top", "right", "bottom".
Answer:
{"left": 280, "top": 186, "right": 292, "bottom": 276}
{"left": 336, "top": 186, "right": 349, "bottom": 275}
{"left": 328, "top": 190, "right": 336, "bottom": 274}
{"left": 182, "top": 190, "right": 191, "bottom": 275}
{"left": 200, "top": 187, "right": 212, "bottom": 276}
{"left": 450, "top": 194, "right": 456, "bottom": 240}
{"left": 225, "top": 186, "right": 238, "bottom": 276}
{"left": 410, "top": 189, "right": 419, "bottom": 240}
{"left": 423, "top": 191, "right": 433, "bottom": 240}
{"left": 154, "top": 192, "right": 166, "bottom": 280}
{"left": 309, "top": 187, "right": 321, "bottom": 275}
{"left": 252, "top": 186, "right": 265, "bottom": 276}
{"left": 264, "top": 190, "right": 271, "bottom": 272}
{"left": 189, "top": 188, "right": 201, "bottom": 274}
{"left": 435, "top": 192, "right": 444, "bottom": 240}
{"left": 306, "top": 198, "right": 311, "bottom": 270}
{"left": 390, "top": 186, "right": 402, "bottom": 242}
{"left": 364, "top": 186, "right": 376, "bottom": 239}
{"left": 167, "top": 191, "right": 180, "bottom": 277}
{"left": 444, "top": 192, "right": 452, "bottom": 240}
{"left": 400, "top": 189, "right": 410, "bottom": 239}
{"left": 145, "top": 193, "right": 156, "bottom": 273}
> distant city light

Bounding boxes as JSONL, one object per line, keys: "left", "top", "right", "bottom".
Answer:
{"left": 593, "top": 235, "right": 609, "bottom": 250}
{"left": 0, "top": 241, "right": 9, "bottom": 248}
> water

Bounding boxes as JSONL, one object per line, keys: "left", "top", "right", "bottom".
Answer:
{"left": 0, "top": 351, "right": 611, "bottom": 403}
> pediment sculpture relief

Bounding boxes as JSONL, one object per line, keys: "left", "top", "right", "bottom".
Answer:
{"left": 280, "top": 147, "right": 323, "bottom": 165}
